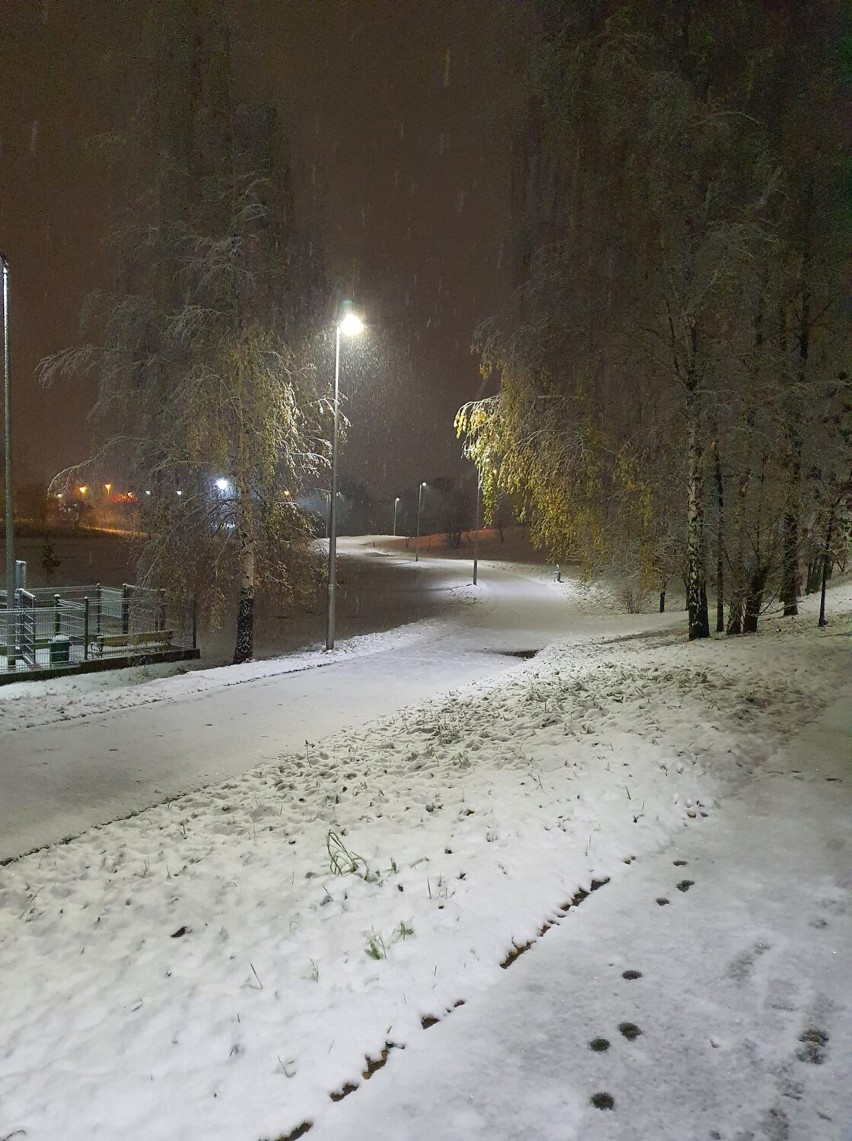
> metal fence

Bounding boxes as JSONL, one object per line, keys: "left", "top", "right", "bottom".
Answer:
{"left": 0, "top": 584, "right": 196, "bottom": 676}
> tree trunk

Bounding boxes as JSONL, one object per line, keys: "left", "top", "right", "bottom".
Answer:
{"left": 781, "top": 189, "right": 812, "bottom": 618}
{"left": 727, "top": 597, "right": 743, "bottom": 636}
{"left": 685, "top": 327, "right": 709, "bottom": 641}
{"left": 743, "top": 563, "right": 769, "bottom": 633}
{"left": 729, "top": 276, "right": 764, "bottom": 637}
{"left": 659, "top": 589, "right": 666, "bottom": 613}
{"left": 713, "top": 438, "right": 724, "bottom": 633}
{"left": 781, "top": 497, "right": 800, "bottom": 616}
{"left": 233, "top": 526, "right": 255, "bottom": 664}
{"left": 805, "top": 555, "right": 822, "bottom": 594}
{"left": 818, "top": 508, "right": 835, "bottom": 628}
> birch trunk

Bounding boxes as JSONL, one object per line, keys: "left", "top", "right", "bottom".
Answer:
{"left": 685, "top": 323, "right": 710, "bottom": 641}
{"left": 233, "top": 525, "right": 255, "bottom": 664}
{"left": 713, "top": 438, "right": 724, "bottom": 633}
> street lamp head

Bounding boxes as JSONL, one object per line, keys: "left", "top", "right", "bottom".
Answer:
{"left": 338, "top": 311, "right": 364, "bottom": 337}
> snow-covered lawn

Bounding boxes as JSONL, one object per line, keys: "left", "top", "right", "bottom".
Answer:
{"left": 0, "top": 581, "right": 850, "bottom": 1140}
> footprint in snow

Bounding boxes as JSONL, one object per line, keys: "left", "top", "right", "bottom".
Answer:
{"left": 619, "top": 1022, "right": 642, "bottom": 1040}
{"left": 796, "top": 1027, "right": 829, "bottom": 1065}
{"left": 590, "top": 1092, "right": 615, "bottom": 1110}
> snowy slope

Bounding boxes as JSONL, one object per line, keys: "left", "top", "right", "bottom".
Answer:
{"left": 0, "top": 575, "right": 849, "bottom": 1141}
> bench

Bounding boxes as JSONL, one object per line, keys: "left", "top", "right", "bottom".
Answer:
{"left": 93, "top": 630, "right": 174, "bottom": 658}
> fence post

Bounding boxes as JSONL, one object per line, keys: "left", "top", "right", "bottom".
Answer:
{"left": 121, "top": 583, "right": 131, "bottom": 635}
{"left": 83, "top": 597, "right": 90, "bottom": 661}
{"left": 95, "top": 583, "right": 102, "bottom": 637}
{"left": 158, "top": 589, "right": 166, "bottom": 632}
{"left": 191, "top": 596, "right": 197, "bottom": 650}
{"left": 14, "top": 588, "right": 21, "bottom": 669}
{"left": 54, "top": 593, "right": 61, "bottom": 636}
{"left": 3, "top": 589, "right": 14, "bottom": 672}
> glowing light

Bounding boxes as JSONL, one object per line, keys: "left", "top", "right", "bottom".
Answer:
{"left": 78, "top": 485, "right": 88, "bottom": 495}
{"left": 215, "top": 478, "right": 231, "bottom": 492}
{"left": 339, "top": 311, "right": 364, "bottom": 337}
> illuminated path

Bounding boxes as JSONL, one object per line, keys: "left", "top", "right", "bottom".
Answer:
{"left": 0, "top": 543, "right": 677, "bottom": 861}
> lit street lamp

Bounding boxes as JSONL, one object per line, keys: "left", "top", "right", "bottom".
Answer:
{"left": 415, "top": 481, "right": 427, "bottom": 562}
{"left": 2, "top": 253, "right": 14, "bottom": 670}
{"left": 393, "top": 495, "right": 400, "bottom": 537}
{"left": 326, "top": 306, "right": 364, "bottom": 651}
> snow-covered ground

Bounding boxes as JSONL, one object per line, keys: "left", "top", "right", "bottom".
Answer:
{"left": 0, "top": 542, "right": 663, "bottom": 860}
{"left": 0, "top": 550, "right": 849, "bottom": 1141}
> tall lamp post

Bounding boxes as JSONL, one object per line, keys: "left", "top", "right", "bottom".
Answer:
{"left": 392, "top": 496, "right": 400, "bottom": 537}
{"left": 1, "top": 253, "right": 14, "bottom": 671}
{"left": 414, "top": 481, "right": 427, "bottom": 562}
{"left": 472, "top": 471, "right": 481, "bottom": 586}
{"left": 326, "top": 307, "right": 364, "bottom": 651}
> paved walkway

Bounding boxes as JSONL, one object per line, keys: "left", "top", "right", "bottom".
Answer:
{"left": 309, "top": 692, "right": 852, "bottom": 1141}
{"left": 0, "top": 557, "right": 676, "bottom": 861}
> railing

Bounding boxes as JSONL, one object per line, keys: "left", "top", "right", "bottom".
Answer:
{"left": 0, "top": 584, "right": 196, "bottom": 676}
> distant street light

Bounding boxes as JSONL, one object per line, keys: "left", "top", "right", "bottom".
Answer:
{"left": 1, "top": 253, "right": 14, "bottom": 670}
{"left": 393, "top": 495, "right": 400, "bottom": 536}
{"left": 215, "top": 477, "right": 231, "bottom": 493}
{"left": 415, "top": 481, "right": 427, "bottom": 562}
{"left": 326, "top": 304, "right": 364, "bottom": 651}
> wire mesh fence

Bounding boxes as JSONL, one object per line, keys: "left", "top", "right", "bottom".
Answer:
{"left": 0, "top": 584, "right": 196, "bottom": 676}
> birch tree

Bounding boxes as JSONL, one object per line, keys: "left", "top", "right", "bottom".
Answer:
{"left": 458, "top": 0, "right": 850, "bottom": 637}
{"left": 40, "top": 0, "right": 329, "bottom": 662}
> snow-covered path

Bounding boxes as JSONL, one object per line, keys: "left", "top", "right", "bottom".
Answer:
{"left": 0, "top": 552, "right": 667, "bottom": 861}
{"left": 310, "top": 691, "right": 852, "bottom": 1141}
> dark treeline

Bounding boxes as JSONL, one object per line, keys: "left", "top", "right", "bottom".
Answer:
{"left": 458, "top": 0, "right": 850, "bottom": 637}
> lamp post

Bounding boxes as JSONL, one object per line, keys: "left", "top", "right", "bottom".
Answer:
{"left": 415, "top": 481, "right": 427, "bottom": 562}
{"left": 472, "top": 471, "right": 481, "bottom": 586}
{"left": 393, "top": 496, "right": 400, "bottom": 537}
{"left": 326, "top": 307, "right": 364, "bottom": 651}
{"left": 1, "top": 253, "right": 14, "bottom": 671}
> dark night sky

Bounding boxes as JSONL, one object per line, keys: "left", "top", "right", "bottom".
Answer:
{"left": 0, "top": 0, "right": 525, "bottom": 502}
